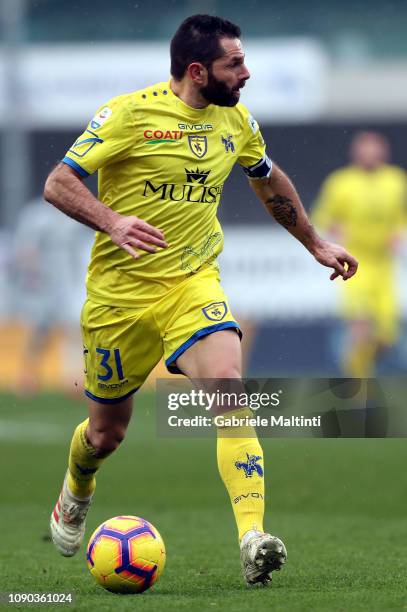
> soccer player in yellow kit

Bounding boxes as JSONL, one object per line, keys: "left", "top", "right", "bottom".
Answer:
{"left": 45, "top": 15, "right": 357, "bottom": 586}
{"left": 313, "top": 132, "right": 406, "bottom": 377}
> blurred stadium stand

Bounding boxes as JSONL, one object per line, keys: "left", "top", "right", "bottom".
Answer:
{"left": 0, "top": 0, "right": 406, "bottom": 390}
{"left": 22, "top": 0, "right": 407, "bottom": 59}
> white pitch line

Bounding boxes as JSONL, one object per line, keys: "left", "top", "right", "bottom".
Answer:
{"left": 0, "top": 420, "right": 68, "bottom": 444}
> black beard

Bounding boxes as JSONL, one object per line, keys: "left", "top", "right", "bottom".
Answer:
{"left": 200, "top": 70, "right": 241, "bottom": 107}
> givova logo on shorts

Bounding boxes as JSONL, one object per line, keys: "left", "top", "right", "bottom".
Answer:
{"left": 202, "top": 301, "right": 228, "bottom": 321}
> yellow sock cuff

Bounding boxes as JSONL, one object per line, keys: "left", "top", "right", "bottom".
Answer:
{"left": 67, "top": 418, "right": 102, "bottom": 498}
{"left": 216, "top": 407, "right": 256, "bottom": 438}
{"left": 218, "top": 407, "right": 253, "bottom": 421}
{"left": 77, "top": 418, "right": 98, "bottom": 456}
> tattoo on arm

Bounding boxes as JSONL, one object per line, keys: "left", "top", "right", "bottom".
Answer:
{"left": 265, "top": 195, "right": 297, "bottom": 227}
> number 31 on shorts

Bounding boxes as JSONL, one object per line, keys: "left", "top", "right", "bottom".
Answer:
{"left": 95, "top": 347, "right": 125, "bottom": 381}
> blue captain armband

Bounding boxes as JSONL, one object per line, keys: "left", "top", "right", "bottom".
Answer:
{"left": 241, "top": 154, "right": 272, "bottom": 179}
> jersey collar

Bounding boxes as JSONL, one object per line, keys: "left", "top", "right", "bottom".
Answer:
{"left": 167, "top": 81, "right": 214, "bottom": 119}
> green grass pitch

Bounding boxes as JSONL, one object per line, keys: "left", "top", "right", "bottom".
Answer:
{"left": 0, "top": 391, "right": 406, "bottom": 611}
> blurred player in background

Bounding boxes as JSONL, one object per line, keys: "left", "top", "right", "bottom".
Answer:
{"left": 313, "top": 132, "right": 407, "bottom": 377}
{"left": 44, "top": 15, "right": 357, "bottom": 586}
{"left": 10, "top": 198, "right": 92, "bottom": 394}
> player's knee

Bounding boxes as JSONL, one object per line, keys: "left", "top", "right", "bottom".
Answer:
{"left": 88, "top": 426, "right": 126, "bottom": 457}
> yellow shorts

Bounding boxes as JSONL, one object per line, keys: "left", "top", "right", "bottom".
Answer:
{"left": 81, "top": 266, "right": 241, "bottom": 403}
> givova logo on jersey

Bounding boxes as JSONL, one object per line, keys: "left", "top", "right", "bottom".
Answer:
{"left": 142, "top": 168, "right": 223, "bottom": 204}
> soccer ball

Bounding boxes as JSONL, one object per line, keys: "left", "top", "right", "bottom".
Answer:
{"left": 86, "top": 515, "right": 166, "bottom": 594}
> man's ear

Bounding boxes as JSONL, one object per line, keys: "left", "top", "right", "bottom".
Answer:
{"left": 187, "top": 62, "right": 208, "bottom": 85}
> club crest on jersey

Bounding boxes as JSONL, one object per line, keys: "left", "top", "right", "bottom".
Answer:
{"left": 235, "top": 453, "right": 264, "bottom": 478}
{"left": 202, "top": 301, "right": 227, "bottom": 321}
{"left": 188, "top": 135, "right": 208, "bottom": 158}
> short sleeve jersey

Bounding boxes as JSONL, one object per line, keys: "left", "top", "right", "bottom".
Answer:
{"left": 63, "top": 81, "right": 271, "bottom": 306}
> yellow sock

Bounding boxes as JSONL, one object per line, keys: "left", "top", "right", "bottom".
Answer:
{"left": 217, "top": 408, "right": 265, "bottom": 541}
{"left": 67, "top": 419, "right": 105, "bottom": 499}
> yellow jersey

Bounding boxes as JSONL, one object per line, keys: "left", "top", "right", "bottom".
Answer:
{"left": 63, "top": 81, "right": 270, "bottom": 307}
{"left": 313, "top": 165, "right": 407, "bottom": 261}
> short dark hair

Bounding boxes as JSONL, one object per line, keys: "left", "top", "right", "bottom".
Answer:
{"left": 170, "top": 14, "right": 241, "bottom": 80}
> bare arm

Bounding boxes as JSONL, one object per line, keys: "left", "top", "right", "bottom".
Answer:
{"left": 43, "top": 163, "right": 167, "bottom": 259}
{"left": 249, "top": 163, "right": 358, "bottom": 280}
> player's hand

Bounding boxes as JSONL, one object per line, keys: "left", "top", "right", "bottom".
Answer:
{"left": 312, "top": 240, "right": 358, "bottom": 281}
{"left": 108, "top": 215, "right": 168, "bottom": 259}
